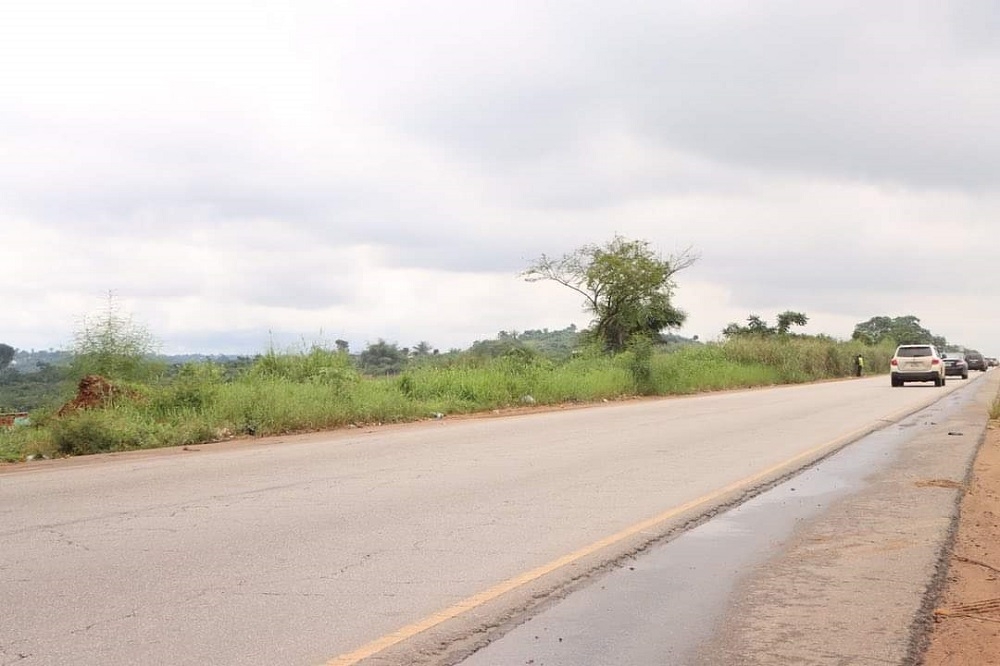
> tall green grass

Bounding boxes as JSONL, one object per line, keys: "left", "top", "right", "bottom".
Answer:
{"left": 719, "top": 336, "right": 894, "bottom": 380}
{"left": 0, "top": 337, "right": 896, "bottom": 462}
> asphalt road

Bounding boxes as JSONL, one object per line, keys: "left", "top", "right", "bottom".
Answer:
{"left": 463, "top": 373, "right": 999, "bottom": 665}
{"left": 0, "top": 375, "right": 983, "bottom": 665}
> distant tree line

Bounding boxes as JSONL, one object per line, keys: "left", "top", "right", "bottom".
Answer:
{"left": 721, "top": 312, "right": 961, "bottom": 353}
{"left": 4, "top": 240, "right": 972, "bottom": 413}
{"left": 722, "top": 311, "right": 810, "bottom": 338}
{"left": 850, "top": 315, "right": 948, "bottom": 349}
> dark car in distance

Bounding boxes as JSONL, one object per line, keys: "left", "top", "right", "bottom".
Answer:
{"left": 942, "top": 351, "right": 969, "bottom": 379}
{"left": 966, "top": 350, "right": 989, "bottom": 372}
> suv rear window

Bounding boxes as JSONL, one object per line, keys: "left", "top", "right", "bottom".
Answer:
{"left": 897, "top": 346, "right": 933, "bottom": 357}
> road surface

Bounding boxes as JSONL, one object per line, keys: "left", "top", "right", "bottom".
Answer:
{"left": 0, "top": 375, "right": 987, "bottom": 665}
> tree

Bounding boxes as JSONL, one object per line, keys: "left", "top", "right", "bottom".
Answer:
{"left": 0, "top": 344, "right": 14, "bottom": 373}
{"left": 70, "top": 293, "right": 161, "bottom": 381}
{"left": 523, "top": 236, "right": 697, "bottom": 353}
{"left": 334, "top": 339, "right": 350, "bottom": 353}
{"left": 852, "top": 315, "right": 946, "bottom": 348}
{"left": 775, "top": 311, "right": 809, "bottom": 335}
{"left": 412, "top": 341, "right": 435, "bottom": 357}
{"left": 357, "top": 339, "right": 408, "bottom": 376}
{"left": 745, "top": 314, "right": 772, "bottom": 335}
{"left": 723, "top": 311, "right": 809, "bottom": 338}
{"left": 851, "top": 316, "right": 893, "bottom": 345}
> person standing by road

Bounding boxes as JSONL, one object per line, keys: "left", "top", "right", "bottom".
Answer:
{"left": 855, "top": 354, "right": 865, "bottom": 377}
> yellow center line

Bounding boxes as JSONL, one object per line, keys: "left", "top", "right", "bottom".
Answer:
{"left": 325, "top": 404, "right": 920, "bottom": 666}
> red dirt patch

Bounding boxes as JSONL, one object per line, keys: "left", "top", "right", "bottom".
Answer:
{"left": 0, "top": 412, "right": 29, "bottom": 428}
{"left": 922, "top": 425, "right": 1000, "bottom": 664}
{"left": 57, "top": 375, "right": 127, "bottom": 416}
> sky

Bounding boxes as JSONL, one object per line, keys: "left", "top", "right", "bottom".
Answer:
{"left": 3, "top": 0, "right": 999, "bottom": 356}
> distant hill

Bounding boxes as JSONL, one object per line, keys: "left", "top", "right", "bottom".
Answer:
{"left": 10, "top": 349, "right": 71, "bottom": 374}
{"left": 155, "top": 353, "right": 246, "bottom": 365}
{"left": 7, "top": 349, "right": 246, "bottom": 374}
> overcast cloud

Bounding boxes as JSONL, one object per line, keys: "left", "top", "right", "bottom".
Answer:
{"left": 3, "top": 0, "right": 999, "bottom": 355}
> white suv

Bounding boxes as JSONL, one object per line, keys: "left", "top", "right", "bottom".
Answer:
{"left": 890, "top": 344, "right": 946, "bottom": 387}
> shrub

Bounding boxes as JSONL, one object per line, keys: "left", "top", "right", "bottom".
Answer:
{"left": 69, "top": 294, "right": 164, "bottom": 382}
{"left": 249, "top": 346, "right": 359, "bottom": 388}
{"left": 150, "top": 362, "right": 223, "bottom": 415}
{"left": 625, "top": 336, "right": 655, "bottom": 395}
{"left": 49, "top": 409, "right": 142, "bottom": 456}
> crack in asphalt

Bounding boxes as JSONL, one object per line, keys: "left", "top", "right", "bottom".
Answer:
{"left": 43, "top": 529, "right": 91, "bottom": 552}
{"left": 324, "top": 551, "right": 382, "bottom": 577}
{"left": 0, "top": 641, "right": 32, "bottom": 666}
{"left": 68, "top": 609, "right": 138, "bottom": 636}
{"left": 168, "top": 504, "right": 210, "bottom": 517}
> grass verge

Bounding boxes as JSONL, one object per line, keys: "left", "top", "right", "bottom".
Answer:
{"left": 0, "top": 338, "right": 896, "bottom": 462}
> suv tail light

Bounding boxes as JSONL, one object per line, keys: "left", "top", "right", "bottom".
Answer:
{"left": 891, "top": 358, "right": 898, "bottom": 366}
{"left": 932, "top": 358, "right": 940, "bottom": 365}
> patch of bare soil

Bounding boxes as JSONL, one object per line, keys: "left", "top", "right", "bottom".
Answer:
{"left": 56, "top": 375, "right": 132, "bottom": 416}
{"left": 922, "top": 424, "right": 1000, "bottom": 665}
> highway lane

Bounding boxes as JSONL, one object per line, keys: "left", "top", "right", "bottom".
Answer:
{"left": 0, "top": 375, "right": 971, "bottom": 665}
{"left": 462, "top": 373, "right": 999, "bottom": 665}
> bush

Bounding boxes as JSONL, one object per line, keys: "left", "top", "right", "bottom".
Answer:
{"left": 249, "top": 346, "right": 359, "bottom": 388}
{"left": 70, "top": 294, "right": 164, "bottom": 382}
{"left": 0, "top": 423, "right": 52, "bottom": 462}
{"left": 49, "top": 409, "right": 143, "bottom": 455}
{"left": 150, "top": 362, "right": 223, "bottom": 415}
{"left": 625, "top": 336, "right": 655, "bottom": 395}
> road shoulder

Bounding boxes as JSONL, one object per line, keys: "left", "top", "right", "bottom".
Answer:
{"left": 695, "top": 374, "right": 999, "bottom": 665}
{"left": 921, "top": 419, "right": 1000, "bottom": 665}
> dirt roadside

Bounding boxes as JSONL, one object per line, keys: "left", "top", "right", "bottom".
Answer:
{"left": 921, "top": 421, "right": 1000, "bottom": 665}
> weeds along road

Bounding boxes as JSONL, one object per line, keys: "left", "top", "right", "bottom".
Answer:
{"left": 0, "top": 375, "right": 983, "bottom": 666}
